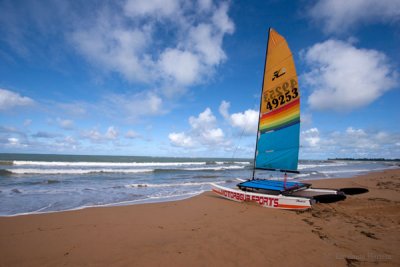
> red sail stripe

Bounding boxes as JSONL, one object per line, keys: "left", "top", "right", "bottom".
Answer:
{"left": 260, "top": 102, "right": 299, "bottom": 126}
{"left": 261, "top": 98, "right": 299, "bottom": 119}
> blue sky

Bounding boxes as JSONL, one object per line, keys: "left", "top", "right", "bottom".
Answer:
{"left": 0, "top": 0, "right": 399, "bottom": 159}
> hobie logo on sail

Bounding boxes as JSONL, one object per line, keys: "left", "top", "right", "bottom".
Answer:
{"left": 272, "top": 67, "right": 286, "bottom": 81}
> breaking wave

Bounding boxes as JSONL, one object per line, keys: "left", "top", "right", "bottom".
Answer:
{"left": 11, "top": 161, "right": 207, "bottom": 167}
{"left": 298, "top": 162, "right": 348, "bottom": 170}
{"left": 125, "top": 181, "right": 223, "bottom": 188}
{"left": 181, "top": 165, "right": 246, "bottom": 171}
{"left": 5, "top": 168, "right": 154, "bottom": 175}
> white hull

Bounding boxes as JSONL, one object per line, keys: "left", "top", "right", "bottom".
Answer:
{"left": 290, "top": 188, "right": 339, "bottom": 198}
{"left": 211, "top": 183, "right": 313, "bottom": 210}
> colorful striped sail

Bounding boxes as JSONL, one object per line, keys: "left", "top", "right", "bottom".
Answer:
{"left": 255, "top": 28, "right": 300, "bottom": 172}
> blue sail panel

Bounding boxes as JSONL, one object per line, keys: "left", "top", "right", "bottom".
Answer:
{"left": 255, "top": 122, "right": 299, "bottom": 171}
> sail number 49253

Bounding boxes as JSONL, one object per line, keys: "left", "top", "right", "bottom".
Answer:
{"left": 263, "top": 79, "right": 299, "bottom": 111}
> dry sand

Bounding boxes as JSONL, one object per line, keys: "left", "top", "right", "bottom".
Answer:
{"left": 0, "top": 169, "right": 399, "bottom": 267}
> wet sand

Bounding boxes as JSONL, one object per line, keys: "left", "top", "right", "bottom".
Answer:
{"left": 0, "top": 169, "right": 399, "bottom": 266}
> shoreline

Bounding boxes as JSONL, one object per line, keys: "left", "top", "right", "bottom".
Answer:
{"left": 2, "top": 166, "right": 398, "bottom": 218}
{"left": 1, "top": 169, "right": 399, "bottom": 266}
{"left": 0, "top": 191, "right": 204, "bottom": 218}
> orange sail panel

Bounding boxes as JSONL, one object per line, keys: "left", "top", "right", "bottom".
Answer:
{"left": 255, "top": 29, "right": 300, "bottom": 172}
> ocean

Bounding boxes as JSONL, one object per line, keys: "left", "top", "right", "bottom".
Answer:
{"left": 0, "top": 153, "right": 398, "bottom": 216}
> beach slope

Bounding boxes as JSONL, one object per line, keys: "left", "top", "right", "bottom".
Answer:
{"left": 1, "top": 169, "right": 399, "bottom": 266}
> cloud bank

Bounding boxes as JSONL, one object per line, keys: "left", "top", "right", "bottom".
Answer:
{"left": 301, "top": 126, "right": 400, "bottom": 159}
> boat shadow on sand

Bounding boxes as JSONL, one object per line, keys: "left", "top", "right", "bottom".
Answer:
{"left": 313, "top": 187, "right": 369, "bottom": 204}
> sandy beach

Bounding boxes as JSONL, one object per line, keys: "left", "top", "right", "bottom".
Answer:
{"left": 0, "top": 169, "right": 399, "bottom": 267}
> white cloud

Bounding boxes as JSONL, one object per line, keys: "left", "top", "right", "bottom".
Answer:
{"left": 309, "top": 0, "right": 400, "bottom": 34}
{"left": 82, "top": 129, "right": 103, "bottom": 142}
{"left": 69, "top": 1, "right": 234, "bottom": 96}
{"left": 23, "top": 119, "right": 32, "bottom": 127}
{"left": 57, "top": 118, "right": 74, "bottom": 130}
{"left": 4, "top": 137, "right": 28, "bottom": 148}
{"left": 189, "top": 23, "right": 225, "bottom": 66}
{"left": 8, "top": 137, "right": 19, "bottom": 146}
{"left": 81, "top": 126, "right": 119, "bottom": 143}
{"left": 124, "top": 0, "right": 180, "bottom": 18}
{"left": 212, "top": 1, "right": 235, "bottom": 34}
{"left": 346, "top": 127, "right": 367, "bottom": 137}
{"left": 301, "top": 113, "right": 313, "bottom": 127}
{"left": 300, "top": 126, "right": 400, "bottom": 159}
{"left": 301, "top": 128, "right": 320, "bottom": 148}
{"left": 0, "top": 126, "right": 18, "bottom": 133}
{"left": 105, "top": 126, "right": 118, "bottom": 140}
{"left": 125, "top": 130, "right": 140, "bottom": 139}
{"left": 32, "top": 131, "right": 59, "bottom": 139}
{"left": 201, "top": 128, "right": 224, "bottom": 143}
{"left": 169, "top": 107, "right": 227, "bottom": 148}
{"left": 189, "top": 108, "right": 217, "bottom": 130}
{"left": 338, "top": 127, "right": 378, "bottom": 149}
{"left": 188, "top": 108, "right": 225, "bottom": 145}
{"left": 230, "top": 111, "right": 259, "bottom": 134}
{"left": 70, "top": 16, "right": 151, "bottom": 83}
{"left": 64, "top": 136, "right": 78, "bottom": 145}
{"left": 303, "top": 40, "right": 397, "bottom": 111}
{"left": 104, "top": 91, "right": 164, "bottom": 120}
{"left": 169, "top": 132, "right": 194, "bottom": 147}
{"left": 158, "top": 49, "right": 200, "bottom": 86}
{"left": 56, "top": 136, "right": 79, "bottom": 151}
{"left": 219, "top": 100, "right": 230, "bottom": 119}
{"left": 219, "top": 100, "right": 258, "bottom": 135}
{"left": 82, "top": 126, "right": 118, "bottom": 142}
{"left": 0, "top": 88, "right": 34, "bottom": 110}
{"left": 0, "top": 126, "right": 29, "bottom": 149}
{"left": 198, "top": 0, "right": 213, "bottom": 11}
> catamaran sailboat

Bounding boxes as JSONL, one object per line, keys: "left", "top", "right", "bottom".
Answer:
{"left": 211, "top": 28, "right": 346, "bottom": 210}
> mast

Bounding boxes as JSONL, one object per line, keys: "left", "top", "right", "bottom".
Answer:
{"left": 252, "top": 28, "right": 271, "bottom": 180}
